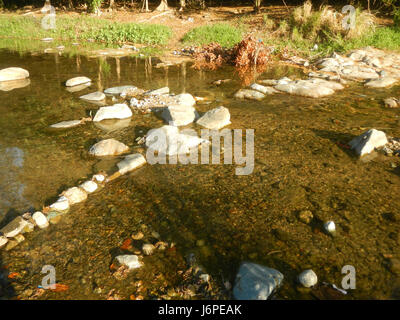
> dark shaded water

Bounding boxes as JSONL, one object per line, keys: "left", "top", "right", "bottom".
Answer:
{"left": 1, "top": 43, "right": 400, "bottom": 300}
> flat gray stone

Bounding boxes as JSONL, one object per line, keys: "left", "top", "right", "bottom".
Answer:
{"left": 80, "top": 91, "right": 105, "bottom": 101}
{"left": 65, "top": 76, "right": 91, "bottom": 87}
{"left": 233, "top": 262, "right": 284, "bottom": 300}
{"left": 144, "top": 87, "right": 169, "bottom": 96}
{"left": 89, "top": 138, "right": 129, "bottom": 156}
{"left": 93, "top": 104, "right": 132, "bottom": 122}
{"left": 196, "top": 106, "right": 231, "bottom": 130}
{"left": 250, "top": 83, "right": 279, "bottom": 95}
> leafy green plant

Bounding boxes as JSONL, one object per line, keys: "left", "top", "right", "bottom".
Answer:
{"left": 182, "top": 23, "right": 242, "bottom": 48}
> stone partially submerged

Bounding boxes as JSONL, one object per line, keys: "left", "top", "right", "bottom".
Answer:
{"left": 104, "top": 85, "right": 137, "bottom": 96}
{"left": 50, "top": 119, "right": 84, "bottom": 129}
{"left": 62, "top": 187, "right": 87, "bottom": 205}
{"left": 0, "top": 67, "right": 29, "bottom": 82}
{"left": 93, "top": 104, "right": 132, "bottom": 122}
{"left": 0, "top": 216, "right": 31, "bottom": 238}
{"left": 274, "top": 79, "right": 344, "bottom": 98}
{"left": 146, "top": 125, "right": 208, "bottom": 156}
{"left": 249, "top": 83, "right": 279, "bottom": 95}
{"left": 117, "top": 153, "right": 147, "bottom": 175}
{"left": 365, "top": 77, "right": 398, "bottom": 88}
{"left": 234, "top": 89, "right": 265, "bottom": 101}
{"left": 349, "top": 129, "right": 388, "bottom": 156}
{"left": 65, "top": 76, "right": 91, "bottom": 87}
{"left": 89, "top": 139, "right": 129, "bottom": 157}
{"left": 116, "top": 255, "right": 142, "bottom": 270}
{"left": 233, "top": 262, "right": 284, "bottom": 300}
{"left": 80, "top": 91, "right": 105, "bottom": 101}
{"left": 161, "top": 104, "right": 197, "bottom": 126}
{"left": 196, "top": 106, "right": 231, "bottom": 130}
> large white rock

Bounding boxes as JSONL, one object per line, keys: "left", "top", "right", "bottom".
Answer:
{"left": 93, "top": 104, "right": 132, "bottom": 122}
{"left": 104, "top": 86, "right": 137, "bottom": 96}
{"left": 0, "top": 67, "right": 29, "bottom": 82}
{"left": 89, "top": 138, "right": 129, "bottom": 156}
{"left": 50, "top": 196, "right": 69, "bottom": 211}
{"left": 32, "top": 212, "right": 49, "bottom": 229}
{"left": 116, "top": 255, "right": 142, "bottom": 270}
{"left": 161, "top": 104, "right": 197, "bottom": 126}
{"left": 298, "top": 269, "right": 318, "bottom": 288}
{"left": 196, "top": 106, "right": 231, "bottom": 130}
{"left": 365, "top": 77, "right": 398, "bottom": 88}
{"left": 65, "top": 76, "right": 91, "bottom": 87}
{"left": 80, "top": 91, "right": 105, "bottom": 101}
{"left": 249, "top": 83, "right": 279, "bottom": 95}
{"left": 233, "top": 262, "right": 284, "bottom": 300}
{"left": 173, "top": 93, "right": 196, "bottom": 108}
{"left": 117, "top": 153, "right": 147, "bottom": 175}
{"left": 0, "top": 216, "right": 30, "bottom": 238}
{"left": 146, "top": 125, "right": 208, "bottom": 156}
{"left": 79, "top": 180, "right": 98, "bottom": 193}
{"left": 63, "top": 187, "right": 87, "bottom": 205}
{"left": 274, "top": 79, "right": 343, "bottom": 98}
{"left": 234, "top": 89, "right": 265, "bottom": 101}
{"left": 349, "top": 129, "right": 388, "bottom": 156}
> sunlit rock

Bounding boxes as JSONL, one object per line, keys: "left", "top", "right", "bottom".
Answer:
{"left": 32, "top": 211, "right": 49, "bottom": 229}
{"left": 79, "top": 181, "right": 98, "bottom": 193}
{"left": 249, "top": 83, "right": 279, "bottom": 95}
{"left": 80, "top": 91, "right": 105, "bottom": 101}
{"left": 234, "top": 89, "right": 265, "bottom": 101}
{"left": 62, "top": 187, "right": 87, "bottom": 205}
{"left": 196, "top": 106, "right": 231, "bottom": 130}
{"left": 116, "top": 254, "right": 142, "bottom": 270}
{"left": 89, "top": 138, "right": 129, "bottom": 156}
{"left": 93, "top": 104, "right": 132, "bottom": 122}
{"left": 65, "top": 76, "right": 91, "bottom": 87}
{"left": 365, "top": 77, "right": 398, "bottom": 88}
{"left": 0, "top": 216, "right": 30, "bottom": 238}
{"left": 0, "top": 67, "right": 29, "bottom": 82}
{"left": 161, "top": 104, "right": 197, "bottom": 126}
{"left": 349, "top": 129, "right": 388, "bottom": 156}
{"left": 146, "top": 125, "right": 208, "bottom": 156}
{"left": 117, "top": 153, "right": 146, "bottom": 175}
{"left": 50, "top": 196, "right": 69, "bottom": 211}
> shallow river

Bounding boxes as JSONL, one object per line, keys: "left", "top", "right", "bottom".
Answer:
{"left": 0, "top": 43, "right": 400, "bottom": 300}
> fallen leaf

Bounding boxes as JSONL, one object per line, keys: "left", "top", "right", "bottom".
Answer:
{"left": 120, "top": 238, "right": 132, "bottom": 250}
{"left": 50, "top": 283, "right": 69, "bottom": 292}
{"left": 8, "top": 272, "right": 21, "bottom": 279}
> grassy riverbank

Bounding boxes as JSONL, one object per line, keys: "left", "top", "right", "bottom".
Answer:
{"left": 0, "top": 14, "right": 172, "bottom": 45}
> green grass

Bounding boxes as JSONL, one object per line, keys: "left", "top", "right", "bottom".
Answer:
{"left": 182, "top": 23, "right": 242, "bottom": 48}
{"left": 0, "top": 14, "right": 172, "bottom": 45}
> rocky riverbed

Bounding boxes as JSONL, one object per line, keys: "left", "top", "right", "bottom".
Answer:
{"left": 0, "top": 43, "right": 400, "bottom": 300}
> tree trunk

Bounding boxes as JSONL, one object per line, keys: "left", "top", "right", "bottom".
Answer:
{"left": 155, "top": 0, "right": 169, "bottom": 11}
{"left": 253, "top": 0, "right": 262, "bottom": 14}
{"left": 109, "top": 0, "right": 114, "bottom": 8}
{"left": 179, "top": 0, "right": 185, "bottom": 11}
